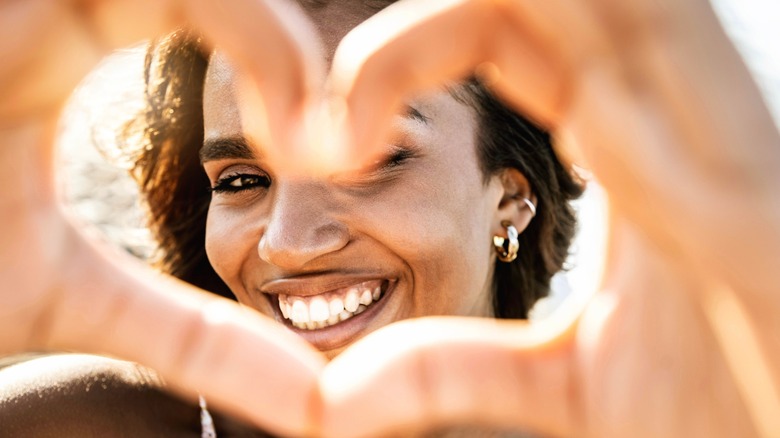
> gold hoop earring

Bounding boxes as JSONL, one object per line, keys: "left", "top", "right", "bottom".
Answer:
{"left": 493, "top": 221, "right": 519, "bottom": 262}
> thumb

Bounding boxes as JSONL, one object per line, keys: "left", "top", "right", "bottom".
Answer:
{"left": 39, "top": 225, "right": 326, "bottom": 437}
{"left": 320, "top": 316, "right": 578, "bottom": 438}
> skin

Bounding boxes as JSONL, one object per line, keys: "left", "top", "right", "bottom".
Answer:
{"left": 202, "top": 52, "right": 534, "bottom": 358}
{"left": 0, "top": 0, "right": 778, "bottom": 437}
{"left": 0, "top": 0, "right": 329, "bottom": 435}
{"left": 321, "top": 0, "right": 780, "bottom": 436}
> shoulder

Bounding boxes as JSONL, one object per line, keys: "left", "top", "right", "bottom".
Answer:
{"left": 0, "top": 353, "right": 200, "bottom": 437}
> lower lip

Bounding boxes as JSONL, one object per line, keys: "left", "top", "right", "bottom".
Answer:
{"left": 270, "top": 280, "right": 397, "bottom": 351}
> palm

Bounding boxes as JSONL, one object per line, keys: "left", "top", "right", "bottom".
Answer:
{"left": 0, "top": 174, "right": 71, "bottom": 353}
{"left": 575, "top": 271, "right": 750, "bottom": 436}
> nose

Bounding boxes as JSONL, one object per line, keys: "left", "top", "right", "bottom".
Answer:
{"left": 257, "top": 181, "right": 349, "bottom": 269}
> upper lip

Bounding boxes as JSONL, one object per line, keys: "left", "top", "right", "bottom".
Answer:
{"left": 259, "top": 271, "right": 392, "bottom": 297}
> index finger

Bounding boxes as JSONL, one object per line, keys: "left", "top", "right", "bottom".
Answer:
{"left": 95, "top": 0, "right": 325, "bottom": 160}
{"left": 327, "top": 0, "right": 600, "bottom": 172}
{"left": 1, "top": 0, "right": 322, "bottom": 131}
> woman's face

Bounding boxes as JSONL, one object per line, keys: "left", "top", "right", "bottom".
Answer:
{"left": 201, "top": 0, "right": 518, "bottom": 358}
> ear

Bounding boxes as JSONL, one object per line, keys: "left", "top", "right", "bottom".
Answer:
{"left": 492, "top": 168, "right": 537, "bottom": 237}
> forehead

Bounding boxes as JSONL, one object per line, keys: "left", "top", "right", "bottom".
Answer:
{"left": 204, "top": 55, "right": 474, "bottom": 152}
{"left": 203, "top": 0, "right": 394, "bottom": 142}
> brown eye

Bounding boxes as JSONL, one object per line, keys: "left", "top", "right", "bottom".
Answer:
{"left": 211, "top": 173, "right": 271, "bottom": 194}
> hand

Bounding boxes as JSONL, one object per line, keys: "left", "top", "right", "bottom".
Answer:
{"left": 317, "top": 0, "right": 780, "bottom": 436}
{"left": 330, "top": 0, "right": 780, "bottom": 287}
{"left": 0, "top": 1, "right": 328, "bottom": 436}
{"left": 3, "top": 0, "right": 779, "bottom": 437}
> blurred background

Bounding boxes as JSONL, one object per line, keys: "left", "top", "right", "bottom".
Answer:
{"left": 55, "top": 0, "right": 780, "bottom": 319}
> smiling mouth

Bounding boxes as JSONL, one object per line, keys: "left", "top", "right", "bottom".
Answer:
{"left": 275, "top": 279, "right": 389, "bottom": 330}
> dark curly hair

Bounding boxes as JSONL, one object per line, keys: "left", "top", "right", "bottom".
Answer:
{"left": 125, "top": 30, "right": 583, "bottom": 319}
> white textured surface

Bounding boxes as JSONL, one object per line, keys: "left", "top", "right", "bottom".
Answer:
{"left": 57, "top": 47, "right": 152, "bottom": 260}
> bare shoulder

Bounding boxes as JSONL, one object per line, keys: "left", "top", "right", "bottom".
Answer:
{"left": 0, "top": 353, "right": 200, "bottom": 437}
{"left": 0, "top": 353, "right": 272, "bottom": 437}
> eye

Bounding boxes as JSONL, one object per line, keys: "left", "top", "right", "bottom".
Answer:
{"left": 381, "top": 147, "right": 415, "bottom": 170}
{"left": 211, "top": 172, "right": 271, "bottom": 194}
{"left": 363, "top": 143, "right": 417, "bottom": 176}
{"left": 345, "top": 145, "right": 418, "bottom": 183}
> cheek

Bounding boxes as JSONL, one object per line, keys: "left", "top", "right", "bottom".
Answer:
{"left": 204, "top": 205, "right": 256, "bottom": 290}
{"left": 412, "top": 201, "right": 494, "bottom": 315}
{"left": 358, "top": 174, "right": 498, "bottom": 315}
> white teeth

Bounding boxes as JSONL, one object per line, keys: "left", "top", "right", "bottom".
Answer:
{"left": 359, "top": 289, "right": 373, "bottom": 306}
{"left": 309, "top": 297, "right": 330, "bottom": 322}
{"left": 329, "top": 297, "right": 344, "bottom": 316}
{"left": 345, "top": 289, "right": 360, "bottom": 312}
{"left": 291, "top": 300, "right": 309, "bottom": 324}
{"left": 279, "top": 295, "right": 290, "bottom": 319}
{"left": 278, "top": 281, "right": 389, "bottom": 330}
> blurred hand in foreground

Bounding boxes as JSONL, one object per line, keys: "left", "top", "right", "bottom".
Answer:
{"left": 1, "top": 0, "right": 779, "bottom": 437}
{"left": 0, "top": 1, "right": 328, "bottom": 436}
{"left": 321, "top": 0, "right": 780, "bottom": 437}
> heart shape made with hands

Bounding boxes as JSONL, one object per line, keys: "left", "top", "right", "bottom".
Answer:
{"left": 2, "top": 0, "right": 779, "bottom": 437}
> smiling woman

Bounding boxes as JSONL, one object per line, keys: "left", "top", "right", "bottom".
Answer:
{"left": 131, "top": 29, "right": 582, "bottom": 360}
{"left": 0, "top": 0, "right": 582, "bottom": 434}
{"left": 45, "top": 1, "right": 580, "bottom": 435}
{"left": 2, "top": 0, "right": 780, "bottom": 436}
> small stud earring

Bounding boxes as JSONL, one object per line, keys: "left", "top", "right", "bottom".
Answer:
{"left": 493, "top": 221, "right": 519, "bottom": 262}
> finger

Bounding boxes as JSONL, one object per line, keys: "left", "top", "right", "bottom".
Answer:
{"left": 36, "top": 224, "right": 326, "bottom": 437}
{"left": 185, "top": 0, "right": 325, "bottom": 167}
{"left": 320, "top": 316, "right": 579, "bottom": 438}
{"left": 3, "top": 0, "right": 322, "bottom": 154}
{"left": 86, "top": 0, "right": 325, "bottom": 173}
{"left": 327, "top": 0, "right": 605, "bottom": 172}
{"left": 84, "top": 0, "right": 325, "bottom": 166}
{"left": 0, "top": 0, "right": 104, "bottom": 121}
{"left": 84, "top": 0, "right": 323, "bottom": 110}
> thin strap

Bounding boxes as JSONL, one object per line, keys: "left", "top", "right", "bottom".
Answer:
{"left": 200, "top": 395, "right": 217, "bottom": 438}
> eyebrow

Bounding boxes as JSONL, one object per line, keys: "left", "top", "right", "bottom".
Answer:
{"left": 200, "top": 136, "right": 256, "bottom": 163}
{"left": 405, "top": 105, "right": 430, "bottom": 124}
{"left": 200, "top": 106, "right": 428, "bottom": 163}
